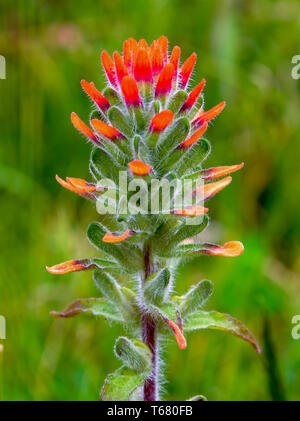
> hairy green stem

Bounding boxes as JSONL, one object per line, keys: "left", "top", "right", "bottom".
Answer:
{"left": 142, "top": 244, "right": 158, "bottom": 401}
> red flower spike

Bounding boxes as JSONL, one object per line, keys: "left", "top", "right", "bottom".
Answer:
{"left": 121, "top": 76, "right": 142, "bottom": 107}
{"left": 200, "top": 163, "right": 244, "bottom": 180}
{"left": 151, "top": 44, "right": 164, "bottom": 76}
{"left": 179, "top": 122, "right": 208, "bottom": 149}
{"left": 157, "top": 35, "right": 168, "bottom": 62}
{"left": 155, "top": 63, "right": 175, "bottom": 97}
{"left": 101, "top": 50, "right": 116, "bottom": 86}
{"left": 91, "top": 119, "right": 123, "bottom": 141}
{"left": 180, "top": 79, "right": 206, "bottom": 112}
{"left": 46, "top": 259, "right": 96, "bottom": 275}
{"left": 102, "top": 229, "right": 134, "bottom": 244}
{"left": 134, "top": 48, "right": 153, "bottom": 83}
{"left": 128, "top": 160, "right": 152, "bottom": 176}
{"left": 150, "top": 110, "right": 174, "bottom": 132}
{"left": 165, "top": 320, "right": 187, "bottom": 350}
{"left": 169, "top": 46, "right": 181, "bottom": 78}
{"left": 201, "top": 241, "right": 244, "bottom": 257}
{"left": 179, "top": 52, "right": 197, "bottom": 89}
{"left": 193, "top": 101, "right": 226, "bottom": 127}
{"left": 71, "top": 112, "right": 98, "bottom": 144}
{"left": 194, "top": 176, "right": 232, "bottom": 200}
{"left": 171, "top": 205, "right": 208, "bottom": 216}
{"left": 113, "top": 51, "right": 129, "bottom": 83}
{"left": 80, "top": 80, "right": 110, "bottom": 111}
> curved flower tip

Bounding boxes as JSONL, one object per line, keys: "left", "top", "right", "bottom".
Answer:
{"left": 128, "top": 160, "right": 152, "bottom": 176}
{"left": 56, "top": 175, "right": 99, "bottom": 198}
{"left": 202, "top": 241, "right": 244, "bottom": 257}
{"left": 155, "top": 63, "right": 175, "bottom": 97}
{"left": 166, "top": 319, "right": 187, "bottom": 350}
{"left": 102, "top": 229, "right": 134, "bottom": 244}
{"left": 113, "top": 51, "right": 129, "bottom": 83}
{"left": 80, "top": 80, "right": 110, "bottom": 111}
{"left": 121, "top": 76, "right": 142, "bottom": 107}
{"left": 179, "top": 122, "right": 208, "bottom": 149}
{"left": 194, "top": 176, "right": 232, "bottom": 200}
{"left": 150, "top": 110, "right": 174, "bottom": 132}
{"left": 91, "top": 119, "right": 123, "bottom": 141}
{"left": 180, "top": 79, "right": 206, "bottom": 112}
{"left": 193, "top": 101, "right": 226, "bottom": 127}
{"left": 46, "top": 259, "right": 95, "bottom": 275}
{"left": 71, "top": 112, "right": 99, "bottom": 144}
{"left": 179, "top": 52, "right": 197, "bottom": 89}
{"left": 169, "top": 46, "right": 181, "bottom": 77}
{"left": 171, "top": 205, "right": 208, "bottom": 216}
{"left": 101, "top": 50, "right": 116, "bottom": 86}
{"left": 200, "top": 163, "right": 244, "bottom": 180}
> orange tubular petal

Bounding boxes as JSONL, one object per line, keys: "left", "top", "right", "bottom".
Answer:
{"left": 166, "top": 320, "right": 187, "bottom": 350}
{"left": 123, "top": 40, "right": 132, "bottom": 69}
{"left": 196, "top": 176, "right": 232, "bottom": 200}
{"left": 91, "top": 119, "right": 122, "bottom": 140}
{"left": 138, "top": 38, "right": 149, "bottom": 49}
{"left": 128, "top": 160, "right": 152, "bottom": 176}
{"left": 193, "top": 101, "right": 226, "bottom": 127}
{"left": 134, "top": 47, "right": 153, "bottom": 83}
{"left": 200, "top": 163, "right": 244, "bottom": 180}
{"left": 150, "top": 110, "right": 174, "bottom": 132}
{"left": 179, "top": 52, "right": 197, "bottom": 89}
{"left": 71, "top": 112, "right": 98, "bottom": 144}
{"left": 46, "top": 259, "right": 94, "bottom": 275}
{"left": 155, "top": 63, "right": 175, "bottom": 97}
{"left": 202, "top": 241, "right": 244, "bottom": 257}
{"left": 171, "top": 206, "right": 208, "bottom": 216}
{"left": 151, "top": 44, "right": 164, "bottom": 76}
{"left": 121, "top": 76, "right": 142, "bottom": 107}
{"left": 180, "top": 79, "right": 206, "bottom": 112}
{"left": 66, "top": 177, "right": 101, "bottom": 193}
{"left": 113, "top": 51, "right": 129, "bottom": 84}
{"left": 80, "top": 80, "right": 110, "bottom": 111}
{"left": 102, "top": 229, "right": 134, "bottom": 244}
{"left": 179, "top": 122, "right": 208, "bottom": 149}
{"left": 169, "top": 46, "right": 181, "bottom": 78}
{"left": 101, "top": 50, "right": 116, "bottom": 86}
{"left": 157, "top": 35, "right": 168, "bottom": 62}
{"left": 56, "top": 175, "right": 98, "bottom": 197}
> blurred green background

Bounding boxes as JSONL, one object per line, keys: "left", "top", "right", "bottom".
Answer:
{"left": 1, "top": 0, "right": 300, "bottom": 401}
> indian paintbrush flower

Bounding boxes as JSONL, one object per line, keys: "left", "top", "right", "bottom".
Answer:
{"left": 47, "top": 36, "right": 261, "bottom": 402}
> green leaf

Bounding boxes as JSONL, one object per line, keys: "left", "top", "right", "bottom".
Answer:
{"left": 114, "top": 337, "right": 152, "bottom": 373}
{"left": 175, "top": 138, "right": 211, "bottom": 177}
{"left": 103, "top": 87, "right": 122, "bottom": 106}
{"left": 167, "top": 90, "right": 188, "bottom": 114}
{"left": 184, "top": 311, "right": 261, "bottom": 353}
{"left": 90, "top": 147, "right": 124, "bottom": 182}
{"left": 100, "top": 366, "right": 147, "bottom": 401}
{"left": 157, "top": 117, "right": 190, "bottom": 158}
{"left": 50, "top": 297, "right": 124, "bottom": 322}
{"left": 108, "top": 106, "right": 133, "bottom": 139}
{"left": 178, "top": 279, "right": 213, "bottom": 316}
{"left": 87, "top": 222, "right": 142, "bottom": 271}
{"left": 144, "top": 268, "right": 171, "bottom": 305}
